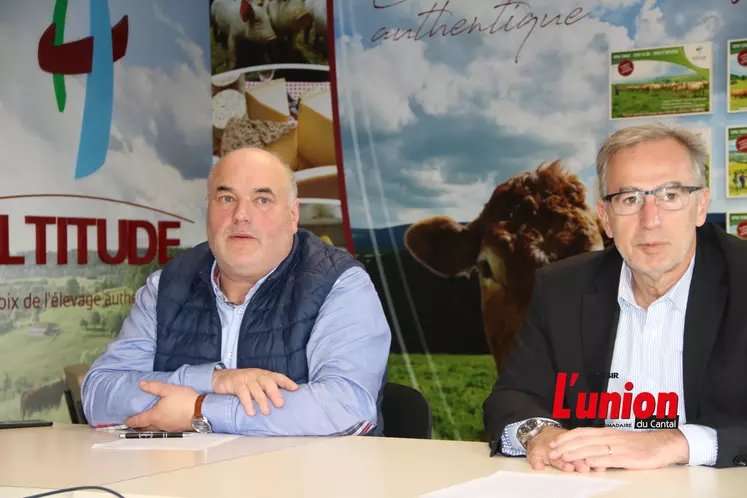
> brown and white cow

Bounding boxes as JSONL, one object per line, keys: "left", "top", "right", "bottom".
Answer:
{"left": 404, "top": 159, "right": 607, "bottom": 373}
{"left": 20, "top": 379, "right": 66, "bottom": 416}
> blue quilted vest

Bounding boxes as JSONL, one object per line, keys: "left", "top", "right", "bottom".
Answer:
{"left": 153, "top": 229, "right": 384, "bottom": 434}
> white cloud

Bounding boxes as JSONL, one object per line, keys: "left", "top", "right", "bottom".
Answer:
{"left": 399, "top": 161, "right": 495, "bottom": 223}
{"left": 154, "top": 3, "right": 186, "bottom": 38}
{"left": 596, "top": 0, "right": 640, "bottom": 7}
{"left": 684, "top": 12, "right": 721, "bottom": 44}
{"left": 611, "top": 60, "right": 670, "bottom": 83}
{"left": 634, "top": 0, "right": 722, "bottom": 47}
{"left": 336, "top": 34, "right": 428, "bottom": 133}
{"left": 634, "top": 0, "right": 667, "bottom": 46}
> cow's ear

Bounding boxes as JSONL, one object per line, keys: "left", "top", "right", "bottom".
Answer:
{"left": 404, "top": 216, "right": 480, "bottom": 278}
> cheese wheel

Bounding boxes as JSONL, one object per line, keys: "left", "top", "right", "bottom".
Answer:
{"left": 212, "top": 89, "right": 247, "bottom": 155}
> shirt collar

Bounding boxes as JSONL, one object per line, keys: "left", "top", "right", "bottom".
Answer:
{"left": 617, "top": 252, "right": 695, "bottom": 313}
{"left": 210, "top": 260, "right": 279, "bottom": 306}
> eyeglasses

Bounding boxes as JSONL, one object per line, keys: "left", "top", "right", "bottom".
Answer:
{"left": 603, "top": 186, "right": 703, "bottom": 216}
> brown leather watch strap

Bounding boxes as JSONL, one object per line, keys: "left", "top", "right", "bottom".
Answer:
{"left": 194, "top": 394, "right": 207, "bottom": 418}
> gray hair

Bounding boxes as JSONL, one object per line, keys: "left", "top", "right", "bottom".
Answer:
{"left": 596, "top": 123, "right": 708, "bottom": 199}
{"left": 269, "top": 150, "right": 298, "bottom": 204}
{"left": 207, "top": 148, "right": 298, "bottom": 205}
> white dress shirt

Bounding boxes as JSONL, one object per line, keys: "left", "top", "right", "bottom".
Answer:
{"left": 501, "top": 254, "right": 718, "bottom": 466}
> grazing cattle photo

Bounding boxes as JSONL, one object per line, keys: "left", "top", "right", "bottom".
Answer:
{"left": 404, "top": 160, "right": 606, "bottom": 373}
{"left": 20, "top": 379, "right": 66, "bottom": 417}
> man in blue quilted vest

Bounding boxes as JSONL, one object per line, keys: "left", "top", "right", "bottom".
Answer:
{"left": 81, "top": 147, "right": 391, "bottom": 436}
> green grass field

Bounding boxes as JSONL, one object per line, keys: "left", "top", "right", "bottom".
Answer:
{"left": 386, "top": 353, "right": 496, "bottom": 442}
{"left": 0, "top": 284, "right": 134, "bottom": 422}
{"left": 728, "top": 161, "right": 747, "bottom": 197}
{"left": 730, "top": 79, "right": 747, "bottom": 111}
{"left": 611, "top": 83, "right": 709, "bottom": 118}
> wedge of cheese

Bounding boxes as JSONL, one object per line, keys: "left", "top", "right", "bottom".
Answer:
{"left": 245, "top": 78, "right": 291, "bottom": 122}
{"left": 245, "top": 78, "right": 298, "bottom": 168}
{"left": 298, "top": 88, "right": 336, "bottom": 168}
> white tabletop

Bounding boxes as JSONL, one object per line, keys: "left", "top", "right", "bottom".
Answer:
{"left": 0, "top": 423, "right": 321, "bottom": 491}
{"left": 107, "top": 435, "right": 747, "bottom": 498}
{"left": 1, "top": 425, "right": 745, "bottom": 498}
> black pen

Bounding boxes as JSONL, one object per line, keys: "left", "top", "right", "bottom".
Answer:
{"left": 119, "top": 432, "right": 189, "bottom": 439}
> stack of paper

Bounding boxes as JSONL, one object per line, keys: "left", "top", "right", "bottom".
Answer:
{"left": 420, "top": 470, "right": 627, "bottom": 498}
{"left": 92, "top": 434, "right": 238, "bottom": 451}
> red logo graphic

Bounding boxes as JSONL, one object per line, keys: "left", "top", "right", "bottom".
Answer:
{"left": 738, "top": 49, "right": 747, "bottom": 67}
{"left": 552, "top": 373, "right": 678, "bottom": 425}
{"left": 618, "top": 59, "right": 634, "bottom": 77}
{"left": 736, "top": 135, "right": 747, "bottom": 153}
{"left": 737, "top": 222, "right": 747, "bottom": 239}
{"left": 38, "top": 17, "right": 128, "bottom": 76}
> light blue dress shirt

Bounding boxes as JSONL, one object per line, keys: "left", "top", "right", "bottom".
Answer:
{"left": 501, "top": 255, "right": 718, "bottom": 466}
{"left": 81, "top": 261, "right": 391, "bottom": 436}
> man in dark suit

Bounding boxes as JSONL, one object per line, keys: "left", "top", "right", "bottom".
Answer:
{"left": 483, "top": 123, "right": 747, "bottom": 471}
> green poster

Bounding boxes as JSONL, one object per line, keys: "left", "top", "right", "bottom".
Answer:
{"left": 727, "top": 126, "right": 747, "bottom": 198}
{"left": 727, "top": 212, "right": 747, "bottom": 239}
{"left": 728, "top": 39, "right": 747, "bottom": 113}
{"left": 610, "top": 43, "right": 711, "bottom": 119}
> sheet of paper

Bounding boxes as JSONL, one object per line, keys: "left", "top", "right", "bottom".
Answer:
{"left": 92, "top": 434, "right": 239, "bottom": 451}
{"left": 420, "top": 470, "right": 628, "bottom": 498}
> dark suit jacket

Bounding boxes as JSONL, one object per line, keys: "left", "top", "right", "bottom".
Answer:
{"left": 483, "top": 222, "right": 747, "bottom": 468}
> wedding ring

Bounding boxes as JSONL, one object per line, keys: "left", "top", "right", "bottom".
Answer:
{"left": 607, "top": 444, "right": 612, "bottom": 455}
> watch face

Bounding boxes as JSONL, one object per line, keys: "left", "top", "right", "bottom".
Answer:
{"left": 518, "top": 419, "right": 538, "bottom": 437}
{"left": 192, "top": 416, "right": 212, "bottom": 433}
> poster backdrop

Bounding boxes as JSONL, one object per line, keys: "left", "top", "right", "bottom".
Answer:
{"left": 0, "top": 0, "right": 212, "bottom": 422}
{"left": 0, "top": 0, "right": 348, "bottom": 424}
{"left": 2, "top": 0, "right": 746, "bottom": 443}
{"left": 209, "top": 0, "right": 348, "bottom": 249}
{"left": 332, "top": 0, "right": 747, "bottom": 441}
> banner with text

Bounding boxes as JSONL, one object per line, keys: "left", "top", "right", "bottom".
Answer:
{"left": 333, "top": 0, "right": 747, "bottom": 441}
{"left": 0, "top": 1, "right": 212, "bottom": 422}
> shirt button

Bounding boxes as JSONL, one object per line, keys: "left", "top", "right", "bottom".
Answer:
{"left": 238, "top": 309, "right": 244, "bottom": 315}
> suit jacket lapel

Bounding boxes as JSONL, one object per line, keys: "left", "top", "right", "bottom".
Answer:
{"left": 682, "top": 229, "right": 727, "bottom": 422}
{"left": 581, "top": 248, "right": 623, "bottom": 428}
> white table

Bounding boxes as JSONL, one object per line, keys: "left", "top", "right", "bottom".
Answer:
{"left": 1, "top": 424, "right": 745, "bottom": 497}
{"left": 0, "top": 424, "right": 321, "bottom": 495}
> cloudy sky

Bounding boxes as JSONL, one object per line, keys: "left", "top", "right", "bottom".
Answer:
{"left": 0, "top": 0, "right": 211, "bottom": 253}
{"left": 334, "top": 0, "right": 747, "bottom": 230}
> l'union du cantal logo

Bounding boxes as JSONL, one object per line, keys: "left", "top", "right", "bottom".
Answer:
{"left": 37, "top": 0, "right": 128, "bottom": 179}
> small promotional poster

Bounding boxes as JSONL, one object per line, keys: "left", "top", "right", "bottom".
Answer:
{"left": 727, "top": 125, "right": 747, "bottom": 198}
{"left": 610, "top": 43, "right": 712, "bottom": 119}
{"left": 728, "top": 39, "right": 747, "bottom": 113}
{"left": 727, "top": 212, "right": 747, "bottom": 239}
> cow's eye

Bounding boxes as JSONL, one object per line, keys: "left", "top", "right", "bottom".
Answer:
{"left": 478, "top": 259, "right": 494, "bottom": 280}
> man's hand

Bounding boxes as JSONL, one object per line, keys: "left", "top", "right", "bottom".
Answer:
{"left": 212, "top": 368, "right": 299, "bottom": 416}
{"left": 526, "top": 426, "right": 592, "bottom": 473}
{"left": 547, "top": 428, "right": 690, "bottom": 471}
{"left": 124, "top": 380, "right": 198, "bottom": 432}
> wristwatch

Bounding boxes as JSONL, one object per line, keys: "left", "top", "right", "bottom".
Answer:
{"left": 516, "top": 418, "right": 561, "bottom": 450}
{"left": 191, "top": 394, "right": 213, "bottom": 434}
